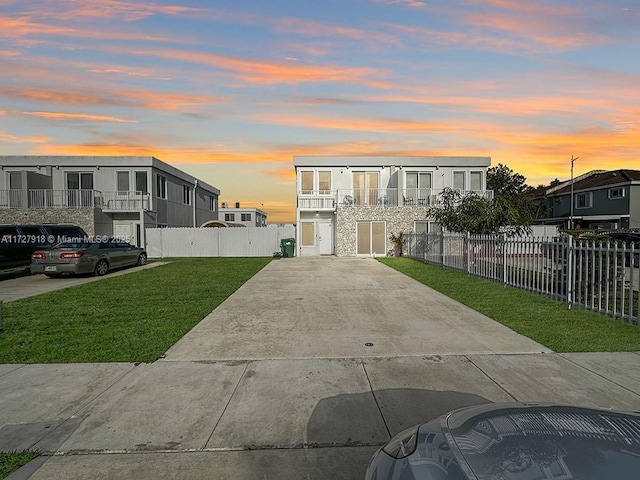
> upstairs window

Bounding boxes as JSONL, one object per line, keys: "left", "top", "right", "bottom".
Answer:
{"left": 318, "top": 171, "right": 332, "bottom": 194}
{"left": 225, "top": 213, "right": 235, "bottom": 221}
{"left": 135, "top": 171, "right": 148, "bottom": 194}
{"left": 609, "top": 187, "right": 625, "bottom": 199}
{"left": 241, "top": 213, "right": 251, "bottom": 221}
{"left": 183, "top": 185, "right": 192, "bottom": 205}
{"left": 156, "top": 174, "right": 167, "bottom": 199}
{"left": 576, "top": 192, "right": 592, "bottom": 209}
{"left": 301, "top": 171, "right": 313, "bottom": 194}
{"left": 209, "top": 196, "right": 216, "bottom": 211}
{"left": 470, "top": 171, "right": 483, "bottom": 191}
{"left": 117, "top": 171, "right": 129, "bottom": 194}
{"left": 453, "top": 171, "right": 465, "bottom": 191}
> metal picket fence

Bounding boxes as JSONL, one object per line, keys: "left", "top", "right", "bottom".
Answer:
{"left": 404, "top": 232, "right": 639, "bottom": 325}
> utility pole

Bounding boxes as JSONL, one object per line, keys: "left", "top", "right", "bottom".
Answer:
{"left": 569, "top": 155, "right": 579, "bottom": 229}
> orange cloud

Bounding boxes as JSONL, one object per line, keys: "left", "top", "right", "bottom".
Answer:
{"left": 25, "top": 1, "right": 205, "bottom": 22}
{"left": 23, "top": 111, "right": 137, "bottom": 123}
{"left": 0, "top": 131, "right": 51, "bottom": 144}
{"left": 272, "top": 17, "right": 401, "bottom": 47}
{"left": 1, "top": 86, "right": 227, "bottom": 113}
{"left": 0, "top": 14, "right": 191, "bottom": 43}
{"left": 123, "top": 47, "right": 391, "bottom": 87}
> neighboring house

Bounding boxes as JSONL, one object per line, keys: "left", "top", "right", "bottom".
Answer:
{"left": 0, "top": 156, "right": 220, "bottom": 246}
{"left": 541, "top": 169, "right": 640, "bottom": 229}
{"left": 294, "top": 155, "right": 492, "bottom": 256}
{"left": 218, "top": 202, "right": 268, "bottom": 227}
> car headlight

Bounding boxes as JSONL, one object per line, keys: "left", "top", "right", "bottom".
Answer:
{"left": 382, "top": 426, "right": 419, "bottom": 459}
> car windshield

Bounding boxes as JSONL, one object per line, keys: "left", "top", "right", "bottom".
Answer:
{"left": 449, "top": 408, "right": 640, "bottom": 480}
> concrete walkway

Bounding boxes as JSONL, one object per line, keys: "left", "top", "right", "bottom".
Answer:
{"left": 0, "top": 262, "right": 166, "bottom": 303}
{"left": 1, "top": 257, "right": 640, "bottom": 479}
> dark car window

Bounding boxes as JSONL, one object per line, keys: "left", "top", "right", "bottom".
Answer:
{"left": 42, "top": 225, "right": 88, "bottom": 243}
{"left": 99, "top": 242, "right": 117, "bottom": 249}
{"left": 0, "top": 226, "right": 20, "bottom": 240}
{"left": 19, "top": 226, "right": 44, "bottom": 237}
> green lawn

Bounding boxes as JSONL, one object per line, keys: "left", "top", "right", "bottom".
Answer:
{"left": 0, "top": 258, "right": 272, "bottom": 363}
{"left": 0, "top": 451, "right": 39, "bottom": 479}
{"left": 379, "top": 257, "right": 640, "bottom": 352}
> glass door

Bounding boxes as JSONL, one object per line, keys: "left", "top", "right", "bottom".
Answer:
{"left": 353, "top": 172, "right": 379, "bottom": 206}
{"left": 357, "top": 221, "right": 386, "bottom": 255}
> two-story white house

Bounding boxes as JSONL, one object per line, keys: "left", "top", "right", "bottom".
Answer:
{"left": 294, "top": 156, "right": 492, "bottom": 256}
{"left": 0, "top": 156, "right": 220, "bottom": 247}
{"left": 219, "top": 202, "right": 268, "bottom": 227}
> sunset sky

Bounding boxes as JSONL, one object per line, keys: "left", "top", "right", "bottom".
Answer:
{"left": 1, "top": 0, "right": 639, "bottom": 223}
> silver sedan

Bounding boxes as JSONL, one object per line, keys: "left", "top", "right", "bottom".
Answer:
{"left": 31, "top": 240, "right": 147, "bottom": 277}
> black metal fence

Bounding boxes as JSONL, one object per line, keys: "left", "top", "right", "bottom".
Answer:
{"left": 404, "top": 232, "right": 639, "bottom": 325}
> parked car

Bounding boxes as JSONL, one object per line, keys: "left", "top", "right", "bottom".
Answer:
{"left": 1, "top": 223, "right": 88, "bottom": 270}
{"left": 365, "top": 402, "right": 640, "bottom": 480}
{"left": 31, "top": 239, "right": 147, "bottom": 277}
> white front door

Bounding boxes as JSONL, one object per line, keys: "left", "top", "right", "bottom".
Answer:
{"left": 318, "top": 222, "right": 333, "bottom": 255}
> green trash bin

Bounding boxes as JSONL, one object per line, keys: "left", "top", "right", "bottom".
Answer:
{"left": 280, "top": 238, "right": 296, "bottom": 258}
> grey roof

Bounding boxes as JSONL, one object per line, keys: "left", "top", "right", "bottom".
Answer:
{"left": 548, "top": 169, "right": 640, "bottom": 195}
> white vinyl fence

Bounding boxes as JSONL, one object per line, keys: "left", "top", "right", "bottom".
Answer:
{"left": 404, "top": 232, "right": 639, "bottom": 325}
{"left": 146, "top": 226, "right": 296, "bottom": 258}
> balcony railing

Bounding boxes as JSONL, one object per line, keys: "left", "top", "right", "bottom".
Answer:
{"left": 335, "top": 188, "right": 494, "bottom": 207}
{"left": 0, "top": 189, "right": 150, "bottom": 211}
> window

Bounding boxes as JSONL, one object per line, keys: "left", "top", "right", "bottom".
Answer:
{"left": 470, "top": 171, "right": 482, "bottom": 191}
{"left": 301, "top": 222, "right": 314, "bottom": 245}
{"left": 156, "top": 174, "right": 167, "bottom": 199}
{"left": 66, "top": 172, "right": 94, "bottom": 207}
{"left": 117, "top": 171, "right": 129, "bottom": 193}
{"left": 241, "top": 213, "right": 251, "bottom": 221}
{"left": 225, "top": 213, "right": 235, "bottom": 221}
{"left": 609, "top": 187, "right": 625, "bottom": 199}
{"left": 414, "top": 221, "right": 441, "bottom": 234}
{"left": 319, "top": 171, "right": 331, "bottom": 194}
{"left": 576, "top": 192, "right": 592, "bottom": 209}
{"left": 8, "top": 171, "right": 22, "bottom": 190}
{"left": 209, "top": 196, "right": 216, "bottom": 211}
{"left": 414, "top": 221, "right": 429, "bottom": 234}
{"left": 356, "top": 221, "right": 386, "bottom": 255}
{"left": 453, "top": 171, "right": 465, "bottom": 191}
{"left": 353, "top": 171, "right": 379, "bottom": 205}
{"left": 406, "top": 172, "right": 432, "bottom": 204}
{"left": 183, "top": 185, "right": 191, "bottom": 205}
{"left": 135, "top": 172, "right": 148, "bottom": 194}
{"left": 301, "top": 171, "right": 313, "bottom": 194}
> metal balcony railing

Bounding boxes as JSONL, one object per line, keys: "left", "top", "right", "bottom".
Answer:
{"left": 295, "top": 188, "right": 494, "bottom": 210}
{"left": 0, "top": 189, "right": 150, "bottom": 211}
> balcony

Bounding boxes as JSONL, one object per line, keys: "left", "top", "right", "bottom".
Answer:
{"left": 0, "top": 189, "right": 150, "bottom": 211}
{"left": 335, "top": 188, "right": 493, "bottom": 207}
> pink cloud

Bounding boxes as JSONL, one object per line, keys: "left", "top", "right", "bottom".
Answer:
{"left": 23, "top": 111, "right": 137, "bottom": 123}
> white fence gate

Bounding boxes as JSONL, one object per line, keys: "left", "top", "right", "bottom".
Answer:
{"left": 146, "top": 226, "right": 296, "bottom": 258}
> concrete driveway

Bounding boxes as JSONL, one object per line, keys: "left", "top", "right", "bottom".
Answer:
{"left": 2, "top": 257, "right": 640, "bottom": 480}
{"left": 0, "top": 262, "right": 166, "bottom": 303}
{"left": 164, "top": 257, "right": 551, "bottom": 360}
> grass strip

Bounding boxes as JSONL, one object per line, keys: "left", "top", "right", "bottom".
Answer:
{"left": 379, "top": 257, "right": 640, "bottom": 352}
{"left": 0, "top": 451, "right": 39, "bottom": 479}
{"left": 0, "top": 258, "right": 272, "bottom": 363}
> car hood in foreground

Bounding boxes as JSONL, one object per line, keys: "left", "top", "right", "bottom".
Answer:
{"left": 444, "top": 403, "right": 640, "bottom": 480}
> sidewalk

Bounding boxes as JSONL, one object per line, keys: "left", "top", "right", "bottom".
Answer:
{"left": 1, "top": 258, "right": 639, "bottom": 479}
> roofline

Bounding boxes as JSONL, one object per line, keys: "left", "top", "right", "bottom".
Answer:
{"left": 293, "top": 155, "right": 491, "bottom": 168}
{"left": 0, "top": 155, "right": 220, "bottom": 195}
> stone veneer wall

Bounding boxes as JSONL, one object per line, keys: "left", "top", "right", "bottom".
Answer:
{"left": 0, "top": 208, "right": 96, "bottom": 236}
{"left": 335, "top": 205, "right": 430, "bottom": 257}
